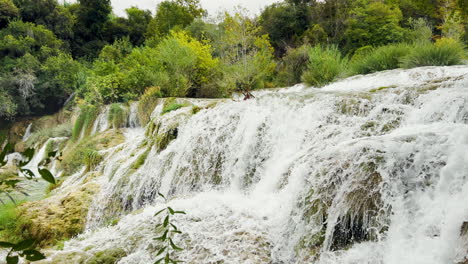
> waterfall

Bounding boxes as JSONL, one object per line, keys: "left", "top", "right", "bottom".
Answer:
{"left": 46, "top": 66, "right": 468, "bottom": 264}
{"left": 91, "top": 106, "right": 110, "bottom": 136}
{"left": 127, "top": 102, "right": 140, "bottom": 128}
{"left": 22, "top": 123, "right": 33, "bottom": 141}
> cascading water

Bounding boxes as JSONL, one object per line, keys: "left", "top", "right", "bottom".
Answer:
{"left": 91, "top": 106, "right": 110, "bottom": 136}
{"left": 22, "top": 123, "right": 33, "bottom": 142}
{"left": 44, "top": 66, "right": 467, "bottom": 264}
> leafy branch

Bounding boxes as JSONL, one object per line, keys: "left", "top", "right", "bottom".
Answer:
{"left": 0, "top": 240, "right": 45, "bottom": 264}
{"left": 153, "top": 192, "right": 186, "bottom": 264}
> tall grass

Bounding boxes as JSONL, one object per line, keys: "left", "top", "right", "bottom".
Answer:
{"left": 400, "top": 39, "right": 465, "bottom": 68}
{"left": 301, "top": 45, "right": 347, "bottom": 87}
{"left": 72, "top": 105, "right": 100, "bottom": 141}
{"left": 138, "top": 86, "right": 162, "bottom": 125}
{"left": 349, "top": 43, "right": 411, "bottom": 75}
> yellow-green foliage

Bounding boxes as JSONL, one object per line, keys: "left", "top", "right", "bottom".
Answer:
{"left": 17, "top": 183, "right": 99, "bottom": 246}
{"left": 72, "top": 104, "right": 100, "bottom": 141}
{"left": 108, "top": 103, "right": 128, "bottom": 129}
{"left": 138, "top": 86, "right": 162, "bottom": 125}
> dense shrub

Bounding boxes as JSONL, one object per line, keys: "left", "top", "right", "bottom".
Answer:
{"left": 25, "top": 122, "right": 72, "bottom": 148}
{"left": 349, "top": 43, "right": 411, "bottom": 75}
{"left": 302, "top": 45, "right": 347, "bottom": 87}
{"left": 399, "top": 39, "right": 465, "bottom": 68}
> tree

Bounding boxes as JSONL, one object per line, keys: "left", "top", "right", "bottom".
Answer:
{"left": 125, "top": 7, "right": 152, "bottom": 46}
{"left": 146, "top": 0, "right": 206, "bottom": 40}
{"left": 0, "top": 0, "right": 18, "bottom": 29}
{"left": 72, "top": 0, "right": 112, "bottom": 58}
{"left": 12, "top": 0, "right": 74, "bottom": 40}
{"left": 219, "top": 12, "right": 276, "bottom": 99}
{"left": 344, "top": 1, "right": 406, "bottom": 53}
{"left": 259, "top": 2, "right": 309, "bottom": 56}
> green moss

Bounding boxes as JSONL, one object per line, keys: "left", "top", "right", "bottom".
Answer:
{"left": 162, "top": 103, "right": 185, "bottom": 115}
{"left": 17, "top": 183, "right": 99, "bottom": 246}
{"left": 72, "top": 105, "right": 100, "bottom": 141}
{"left": 87, "top": 248, "right": 127, "bottom": 264}
{"left": 191, "top": 105, "right": 202, "bottom": 114}
{"left": 108, "top": 103, "right": 128, "bottom": 129}
{"left": 369, "top": 85, "right": 397, "bottom": 93}
{"left": 155, "top": 128, "right": 178, "bottom": 151}
{"left": 131, "top": 149, "right": 150, "bottom": 170}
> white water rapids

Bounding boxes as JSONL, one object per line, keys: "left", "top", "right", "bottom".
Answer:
{"left": 40, "top": 66, "right": 467, "bottom": 263}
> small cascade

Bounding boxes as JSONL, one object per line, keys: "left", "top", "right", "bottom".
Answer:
{"left": 91, "top": 106, "right": 110, "bottom": 136}
{"left": 45, "top": 66, "right": 468, "bottom": 264}
{"left": 127, "top": 102, "right": 140, "bottom": 128}
{"left": 22, "top": 123, "right": 33, "bottom": 141}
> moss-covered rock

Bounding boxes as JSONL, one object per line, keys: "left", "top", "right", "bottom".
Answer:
{"left": 86, "top": 248, "right": 127, "bottom": 264}
{"left": 16, "top": 183, "right": 99, "bottom": 246}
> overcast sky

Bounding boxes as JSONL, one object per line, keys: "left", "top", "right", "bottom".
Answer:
{"left": 107, "top": 0, "right": 279, "bottom": 17}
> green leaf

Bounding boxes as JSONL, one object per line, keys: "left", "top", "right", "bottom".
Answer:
{"left": 171, "top": 230, "right": 182, "bottom": 234}
{"left": 163, "top": 215, "right": 169, "bottom": 228}
{"left": 154, "top": 257, "right": 165, "bottom": 264}
{"left": 6, "top": 255, "right": 19, "bottom": 264}
{"left": 156, "top": 246, "right": 167, "bottom": 256}
{"left": 169, "top": 238, "right": 183, "bottom": 251}
{"left": 165, "top": 253, "right": 170, "bottom": 264}
{"left": 20, "top": 169, "right": 35, "bottom": 179}
{"left": 0, "top": 241, "right": 15, "bottom": 248}
{"left": 154, "top": 209, "right": 165, "bottom": 217}
{"left": 48, "top": 151, "right": 57, "bottom": 158}
{"left": 170, "top": 223, "right": 178, "bottom": 231}
{"left": 23, "top": 249, "right": 46, "bottom": 261}
{"left": 174, "top": 211, "right": 186, "bottom": 215}
{"left": 38, "top": 168, "right": 56, "bottom": 184}
{"left": 158, "top": 192, "right": 166, "bottom": 199}
{"left": 13, "top": 239, "right": 34, "bottom": 251}
{"left": 19, "top": 148, "right": 35, "bottom": 166}
{"left": 168, "top": 207, "right": 175, "bottom": 215}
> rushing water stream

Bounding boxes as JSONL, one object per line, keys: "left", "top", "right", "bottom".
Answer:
{"left": 32, "top": 66, "right": 468, "bottom": 263}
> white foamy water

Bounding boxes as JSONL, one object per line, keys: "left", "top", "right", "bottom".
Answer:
{"left": 43, "top": 66, "right": 468, "bottom": 264}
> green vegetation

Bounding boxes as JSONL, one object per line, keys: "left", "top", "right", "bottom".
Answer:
{"left": 0, "top": 203, "right": 24, "bottom": 243}
{"left": 0, "top": 0, "right": 464, "bottom": 121}
{"left": 108, "top": 103, "right": 128, "bottom": 129}
{"left": 131, "top": 149, "right": 150, "bottom": 170}
{"left": 25, "top": 122, "right": 71, "bottom": 149}
{"left": 162, "top": 103, "right": 185, "bottom": 115}
{"left": 400, "top": 39, "right": 465, "bottom": 68}
{"left": 153, "top": 193, "right": 186, "bottom": 264}
{"left": 302, "top": 45, "right": 347, "bottom": 87}
{"left": 72, "top": 104, "right": 99, "bottom": 141}
{"left": 349, "top": 43, "right": 411, "bottom": 75}
{"left": 138, "top": 86, "right": 162, "bottom": 125}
